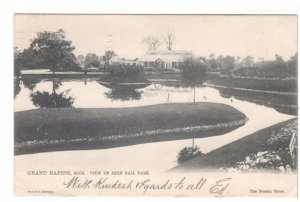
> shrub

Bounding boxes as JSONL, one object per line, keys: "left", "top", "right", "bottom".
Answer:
{"left": 227, "top": 119, "right": 298, "bottom": 173}
{"left": 266, "top": 120, "right": 297, "bottom": 150}
{"left": 177, "top": 146, "right": 204, "bottom": 164}
{"left": 102, "top": 63, "right": 143, "bottom": 76}
{"left": 144, "top": 67, "right": 177, "bottom": 73}
{"left": 230, "top": 150, "right": 294, "bottom": 173}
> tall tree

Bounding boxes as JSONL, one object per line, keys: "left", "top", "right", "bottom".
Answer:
{"left": 273, "top": 54, "right": 288, "bottom": 72}
{"left": 180, "top": 57, "right": 207, "bottom": 150}
{"left": 217, "top": 55, "right": 235, "bottom": 75}
{"left": 27, "top": 29, "right": 79, "bottom": 74}
{"left": 241, "top": 56, "right": 254, "bottom": 68}
{"left": 287, "top": 53, "right": 297, "bottom": 76}
{"left": 77, "top": 54, "right": 85, "bottom": 68}
{"left": 164, "top": 31, "right": 174, "bottom": 51}
{"left": 14, "top": 47, "right": 22, "bottom": 97}
{"left": 142, "top": 35, "right": 160, "bottom": 51}
{"left": 84, "top": 53, "right": 100, "bottom": 68}
{"left": 208, "top": 54, "right": 218, "bottom": 70}
{"left": 180, "top": 57, "right": 207, "bottom": 103}
{"left": 104, "top": 50, "right": 117, "bottom": 63}
{"left": 14, "top": 47, "right": 22, "bottom": 77}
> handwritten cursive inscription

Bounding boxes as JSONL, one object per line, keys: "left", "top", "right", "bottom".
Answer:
{"left": 209, "top": 177, "right": 232, "bottom": 195}
{"left": 62, "top": 176, "right": 232, "bottom": 196}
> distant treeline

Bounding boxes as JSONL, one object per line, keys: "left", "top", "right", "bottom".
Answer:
{"left": 14, "top": 29, "right": 297, "bottom": 79}
{"left": 233, "top": 54, "right": 297, "bottom": 79}
{"left": 204, "top": 53, "right": 297, "bottom": 79}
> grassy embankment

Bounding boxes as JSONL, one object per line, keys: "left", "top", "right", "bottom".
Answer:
{"left": 207, "top": 77, "right": 298, "bottom": 115}
{"left": 15, "top": 103, "right": 246, "bottom": 155}
{"left": 20, "top": 73, "right": 108, "bottom": 79}
{"left": 172, "top": 118, "right": 297, "bottom": 171}
{"left": 20, "top": 69, "right": 181, "bottom": 81}
{"left": 20, "top": 71, "right": 180, "bottom": 84}
{"left": 208, "top": 77, "right": 297, "bottom": 93}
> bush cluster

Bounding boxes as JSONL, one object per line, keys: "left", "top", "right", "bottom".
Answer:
{"left": 233, "top": 57, "right": 297, "bottom": 79}
{"left": 177, "top": 146, "right": 204, "bottom": 164}
{"left": 228, "top": 150, "right": 293, "bottom": 173}
{"left": 102, "top": 63, "right": 143, "bottom": 76}
{"left": 226, "top": 119, "right": 297, "bottom": 173}
{"left": 267, "top": 120, "right": 297, "bottom": 150}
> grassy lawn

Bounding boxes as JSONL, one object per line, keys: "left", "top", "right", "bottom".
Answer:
{"left": 172, "top": 118, "right": 297, "bottom": 171}
{"left": 15, "top": 103, "right": 246, "bottom": 155}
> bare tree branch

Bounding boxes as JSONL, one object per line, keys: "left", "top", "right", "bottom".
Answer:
{"left": 142, "top": 35, "right": 160, "bottom": 51}
{"left": 164, "top": 31, "right": 174, "bottom": 51}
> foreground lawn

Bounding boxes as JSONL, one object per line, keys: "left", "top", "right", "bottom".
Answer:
{"left": 15, "top": 103, "right": 246, "bottom": 155}
{"left": 172, "top": 118, "right": 297, "bottom": 171}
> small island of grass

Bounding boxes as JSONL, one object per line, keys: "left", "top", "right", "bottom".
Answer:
{"left": 15, "top": 103, "right": 247, "bottom": 155}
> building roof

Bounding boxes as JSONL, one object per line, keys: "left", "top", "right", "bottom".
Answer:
{"left": 138, "top": 50, "right": 192, "bottom": 62}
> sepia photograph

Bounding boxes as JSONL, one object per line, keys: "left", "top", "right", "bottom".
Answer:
{"left": 13, "top": 14, "right": 297, "bottom": 197}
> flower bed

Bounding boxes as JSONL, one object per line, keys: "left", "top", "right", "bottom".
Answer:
{"left": 225, "top": 119, "right": 297, "bottom": 173}
{"left": 15, "top": 118, "right": 248, "bottom": 151}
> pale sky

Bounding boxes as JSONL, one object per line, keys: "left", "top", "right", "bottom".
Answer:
{"left": 14, "top": 15, "right": 297, "bottom": 60}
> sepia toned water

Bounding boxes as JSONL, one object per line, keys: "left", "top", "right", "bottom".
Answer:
{"left": 14, "top": 79, "right": 295, "bottom": 172}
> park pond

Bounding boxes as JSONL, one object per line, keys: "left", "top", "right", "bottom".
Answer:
{"left": 14, "top": 78, "right": 295, "bottom": 172}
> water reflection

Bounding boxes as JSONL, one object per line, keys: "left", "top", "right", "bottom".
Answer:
{"left": 30, "top": 80, "right": 74, "bottom": 108}
{"left": 101, "top": 82, "right": 150, "bottom": 101}
{"left": 218, "top": 87, "right": 297, "bottom": 115}
{"left": 23, "top": 78, "right": 40, "bottom": 91}
{"left": 14, "top": 78, "right": 297, "bottom": 116}
{"left": 14, "top": 77, "right": 39, "bottom": 98}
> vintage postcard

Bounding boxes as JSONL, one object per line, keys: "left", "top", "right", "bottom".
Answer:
{"left": 14, "top": 14, "right": 297, "bottom": 197}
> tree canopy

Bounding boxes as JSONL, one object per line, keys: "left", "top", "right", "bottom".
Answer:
{"left": 16, "top": 29, "right": 80, "bottom": 74}
{"left": 14, "top": 47, "right": 22, "bottom": 77}
{"left": 180, "top": 57, "right": 208, "bottom": 103}
{"left": 233, "top": 53, "right": 297, "bottom": 78}
{"left": 84, "top": 53, "right": 100, "bottom": 68}
{"left": 180, "top": 57, "right": 207, "bottom": 88}
{"left": 104, "top": 50, "right": 117, "bottom": 62}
